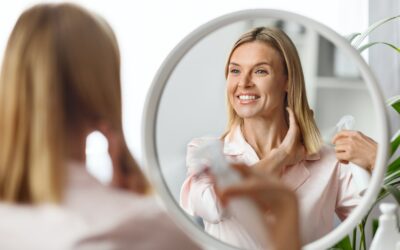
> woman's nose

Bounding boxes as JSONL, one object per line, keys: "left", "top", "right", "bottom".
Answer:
{"left": 238, "top": 74, "right": 253, "bottom": 88}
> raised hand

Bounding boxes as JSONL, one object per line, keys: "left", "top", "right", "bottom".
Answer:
{"left": 254, "top": 107, "right": 305, "bottom": 176}
{"left": 332, "top": 130, "right": 377, "bottom": 172}
{"left": 98, "top": 122, "right": 149, "bottom": 194}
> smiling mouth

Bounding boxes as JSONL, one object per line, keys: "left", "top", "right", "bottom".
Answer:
{"left": 237, "top": 94, "right": 260, "bottom": 103}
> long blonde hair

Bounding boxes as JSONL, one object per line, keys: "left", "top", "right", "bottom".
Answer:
{"left": 0, "top": 3, "right": 148, "bottom": 204}
{"left": 223, "top": 27, "right": 322, "bottom": 154}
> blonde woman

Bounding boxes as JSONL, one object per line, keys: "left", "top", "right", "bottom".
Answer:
{"left": 0, "top": 4, "right": 306, "bottom": 250}
{"left": 0, "top": 4, "right": 200, "bottom": 249}
{"left": 180, "top": 27, "right": 363, "bottom": 248}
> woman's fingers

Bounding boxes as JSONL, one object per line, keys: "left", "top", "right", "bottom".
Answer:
{"left": 286, "top": 107, "right": 296, "bottom": 130}
{"left": 332, "top": 130, "right": 355, "bottom": 144}
{"left": 332, "top": 130, "right": 377, "bottom": 171}
{"left": 285, "top": 107, "right": 299, "bottom": 141}
{"left": 280, "top": 107, "right": 300, "bottom": 151}
{"left": 335, "top": 151, "right": 351, "bottom": 161}
{"left": 277, "top": 107, "right": 305, "bottom": 166}
{"left": 96, "top": 121, "right": 149, "bottom": 194}
{"left": 334, "top": 143, "right": 349, "bottom": 153}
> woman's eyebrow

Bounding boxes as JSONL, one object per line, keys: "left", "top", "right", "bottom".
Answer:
{"left": 229, "top": 62, "right": 271, "bottom": 67}
{"left": 254, "top": 62, "right": 271, "bottom": 67}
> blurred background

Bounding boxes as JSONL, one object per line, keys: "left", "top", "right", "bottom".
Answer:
{"left": 0, "top": 0, "right": 374, "bottom": 183}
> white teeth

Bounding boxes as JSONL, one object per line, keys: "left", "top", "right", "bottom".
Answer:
{"left": 239, "top": 95, "right": 257, "bottom": 100}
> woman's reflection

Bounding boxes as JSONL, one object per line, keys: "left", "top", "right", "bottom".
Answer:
{"left": 180, "top": 27, "right": 368, "bottom": 248}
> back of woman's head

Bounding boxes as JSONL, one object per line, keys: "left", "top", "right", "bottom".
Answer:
{"left": 0, "top": 3, "right": 123, "bottom": 204}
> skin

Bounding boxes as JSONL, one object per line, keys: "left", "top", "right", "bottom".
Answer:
{"left": 227, "top": 41, "right": 305, "bottom": 175}
{"left": 332, "top": 130, "right": 377, "bottom": 173}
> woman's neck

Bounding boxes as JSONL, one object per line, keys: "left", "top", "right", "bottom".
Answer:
{"left": 242, "top": 111, "right": 288, "bottom": 159}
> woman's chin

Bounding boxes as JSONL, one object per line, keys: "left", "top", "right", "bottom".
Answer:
{"left": 235, "top": 111, "right": 259, "bottom": 119}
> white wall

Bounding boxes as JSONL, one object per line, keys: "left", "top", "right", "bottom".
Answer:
{"left": 369, "top": 0, "right": 400, "bottom": 134}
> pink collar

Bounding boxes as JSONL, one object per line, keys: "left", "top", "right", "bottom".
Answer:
{"left": 223, "top": 126, "right": 321, "bottom": 190}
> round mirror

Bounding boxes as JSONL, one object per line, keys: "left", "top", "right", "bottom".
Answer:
{"left": 143, "top": 9, "right": 389, "bottom": 250}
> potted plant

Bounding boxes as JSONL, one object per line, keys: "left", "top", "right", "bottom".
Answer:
{"left": 331, "top": 14, "right": 400, "bottom": 250}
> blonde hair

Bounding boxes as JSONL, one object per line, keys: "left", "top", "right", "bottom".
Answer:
{"left": 223, "top": 27, "right": 322, "bottom": 154}
{"left": 0, "top": 3, "right": 148, "bottom": 204}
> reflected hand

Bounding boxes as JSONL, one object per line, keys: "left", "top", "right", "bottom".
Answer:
{"left": 255, "top": 107, "right": 305, "bottom": 176}
{"left": 98, "top": 122, "right": 149, "bottom": 194}
{"left": 277, "top": 107, "right": 306, "bottom": 166}
{"left": 218, "top": 164, "right": 301, "bottom": 250}
{"left": 332, "top": 130, "right": 377, "bottom": 172}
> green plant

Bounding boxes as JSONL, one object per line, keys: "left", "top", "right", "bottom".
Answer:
{"left": 330, "top": 15, "right": 400, "bottom": 250}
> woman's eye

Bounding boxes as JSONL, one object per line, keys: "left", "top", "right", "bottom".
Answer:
{"left": 255, "top": 69, "right": 268, "bottom": 74}
{"left": 230, "top": 69, "right": 240, "bottom": 74}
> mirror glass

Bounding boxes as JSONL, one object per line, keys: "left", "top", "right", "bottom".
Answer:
{"left": 155, "top": 17, "right": 379, "bottom": 249}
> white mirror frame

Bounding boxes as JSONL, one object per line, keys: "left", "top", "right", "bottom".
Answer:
{"left": 142, "top": 9, "right": 389, "bottom": 250}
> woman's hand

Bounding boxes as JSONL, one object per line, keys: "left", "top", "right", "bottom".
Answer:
{"left": 332, "top": 130, "right": 377, "bottom": 172}
{"left": 218, "top": 164, "right": 301, "bottom": 250}
{"left": 255, "top": 107, "right": 305, "bottom": 176}
{"left": 278, "top": 107, "right": 306, "bottom": 166}
{"left": 98, "top": 123, "right": 149, "bottom": 194}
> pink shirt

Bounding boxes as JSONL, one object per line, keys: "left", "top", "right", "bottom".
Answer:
{"left": 0, "top": 162, "right": 199, "bottom": 250}
{"left": 180, "top": 126, "right": 361, "bottom": 248}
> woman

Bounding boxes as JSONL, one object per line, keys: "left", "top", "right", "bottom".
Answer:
{"left": 0, "top": 4, "right": 303, "bottom": 250}
{"left": 0, "top": 4, "right": 199, "bottom": 249}
{"left": 180, "top": 27, "right": 363, "bottom": 248}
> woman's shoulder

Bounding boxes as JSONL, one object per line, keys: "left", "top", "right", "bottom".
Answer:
{"left": 65, "top": 184, "right": 200, "bottom": 249}
{"left": 307, "top": 144, "right": 339, "bottom": 170}
{"left": 0, "top": 203, "right": 87, "bottom": 249}
{"left": 71, "top": 194, "right": 200, "bottom": 250}
{"left": 0, "top": 195, "right": 198, "bottom": 250}
{"left": 65, "top": 174, "right": 162, "bottom": 221}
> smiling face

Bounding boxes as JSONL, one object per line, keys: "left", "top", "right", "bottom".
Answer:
{"left": 227, "top": 41, "right": 288, "bottom": 120}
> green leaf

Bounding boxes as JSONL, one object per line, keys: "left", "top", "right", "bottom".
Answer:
{"left": 387, "top": 95, "right": 400, "bottom": 114}
{"left": 383, "top": 184, "right": 400, "bottom": 205}
{"left": 390, "top": 129, "right": 400, "bottom": 157}
{"left": 358, "top": 41, "right": 400, "bottom": 53}
{"left": 352, "top": 15, "right": 400, "bottom": 48}
{"left": 331, "top": 235, "right": 353, "bottom": 250}
{"left": 385, "top": 157, "right": 400, "bottom": 181}
{"left": 372, "top": 219, "right": 379, "bottom": 239}
{"left": 345, "top": 32, "right": 361, "bottom": 43}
